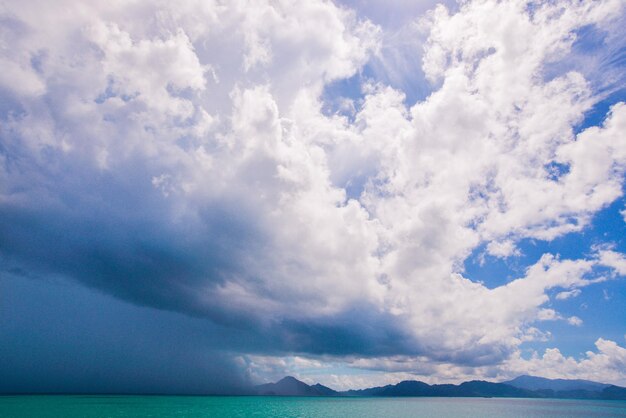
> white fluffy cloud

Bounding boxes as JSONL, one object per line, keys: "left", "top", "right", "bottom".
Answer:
{"left": 1, "top": 0, "right": 625, "bottom": 383}
{"left": 555, "top": 288, "right": 582, "bottom": 300}
{"left": 504, "top": 338, "right": 626, "bottom": 385}
{"left": 244, "top": 337, "right": 626, "bottom": 389}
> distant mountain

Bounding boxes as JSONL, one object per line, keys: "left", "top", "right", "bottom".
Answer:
{"left": 255, "top": 376, "right": 338, "bottom": 396}
{"left": 310, "top": 383, "right": 340, "bottom": 396}
{"left": 602, "top": 385, "right": 626, "bottom": 400}
{"left": 255, "top": 375, "right": 626, "bottom": 400}
{"left": 502, "top": 375, "right": 626, "bottom": 400}
{"left": 343, "top": 380, "right": 536, "bottom": 398}
{"left": 345, "top": 380, "right": 431, "bottom": 397}
{"left": 451, "top": 380, "right": 539, "bottom": 398}
{"left": 504, "top": 375, "right": 610, "bottom": 392}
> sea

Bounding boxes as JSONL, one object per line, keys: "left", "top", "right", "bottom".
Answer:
{"left": 1, "top": 396, "right": 625, "bottom": 417}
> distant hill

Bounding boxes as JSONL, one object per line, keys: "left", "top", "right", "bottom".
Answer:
{"left": 255, "top": 376, "right": 338, "bottom": 396}
{"left": 343, "top": 380, "right": 536, "bottom": 398}
{"left": 255, "top": 375, "right": 626, "bottom": 400}
{"left": 310, "top": 383, "right": 340, "bottom": 396}
{"left": 502, "top": 375, "right": 626, "bottom": 400}
{"left": 504, "top": 375, "right": 610, "bottom": 392}
{"left": 602, "top": 385, "right": 626, "bottom": 400}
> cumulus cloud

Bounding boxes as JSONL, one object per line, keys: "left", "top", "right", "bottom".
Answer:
{"left": 555, "top": 288, "right": 582, "bottom": 300}
{"left": 1, "top": 0, "right": 625, "bottom": 386}
{"left": 245, "top": 337, "right": 626, "bottom": 389}
{"left": 503, "top": 338, "right": 626, "bottom": 385}
{"left": 486, "top": 239, "right": 520, "bottom": 258}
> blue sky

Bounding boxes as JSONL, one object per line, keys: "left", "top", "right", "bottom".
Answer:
{"left": 1, "top": 0, "right": 625, "bottom": 393}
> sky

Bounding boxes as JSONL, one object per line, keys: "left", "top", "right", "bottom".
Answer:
{"left": 0, "top": 0, "right": 625, "bottom": 393}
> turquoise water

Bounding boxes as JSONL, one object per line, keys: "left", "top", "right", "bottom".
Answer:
{"left": 1, "top": 396, "right": 626, "bottom": 417}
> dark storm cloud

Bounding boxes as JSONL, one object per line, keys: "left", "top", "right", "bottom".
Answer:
{"left": 0, "top": 148, "right": 522, "bottom": 372}
{"left": 275, "top": 308, "right": 415, "bottom": 356}
{"left": 0, "top": 149, "right": 265, "bottom": 326}
{"left": 0, "top": 150, "right": 422, "bottom": 365}
{"left": 0, "top": 275, "right": 251, "bottom": 394}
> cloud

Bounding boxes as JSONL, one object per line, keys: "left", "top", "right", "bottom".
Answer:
{"left": 244, "top": 337, "right": 626, "bottom": 389}
{"left": 503, "top": 338, "right": 626, "bottom": 386}
{"left": 555, "top": 288, "right": 582, "bottom": 300}
{"left": 0, "top": 274, "right": 251, "bottom": 394}
{"left": 486, "top": 240, "right": 520, "bottom": 258}
{"left": 1, "top": 0, "right": 625, "bottom": 388}
{"left": 567, "top": 316, "right": 583, "bottom": 326}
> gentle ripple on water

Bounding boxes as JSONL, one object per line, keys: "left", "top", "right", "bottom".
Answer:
{"left": 1, "top": 395, "right": 626, "bottom": 418}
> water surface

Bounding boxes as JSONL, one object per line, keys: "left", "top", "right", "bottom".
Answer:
{"left": 1, "top": 396, "right": 625, "bottom": 417}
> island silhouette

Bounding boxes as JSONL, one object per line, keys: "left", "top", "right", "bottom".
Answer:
{"left": 254, "top": 375, "right": 626, "bottom": 400}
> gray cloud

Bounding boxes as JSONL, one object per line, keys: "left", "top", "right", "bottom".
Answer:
{"left": 1, "top": 0, "right": 626, "bottom": 392}
{"left": 0, "top": 275, "right": 250, "bottom": 394}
